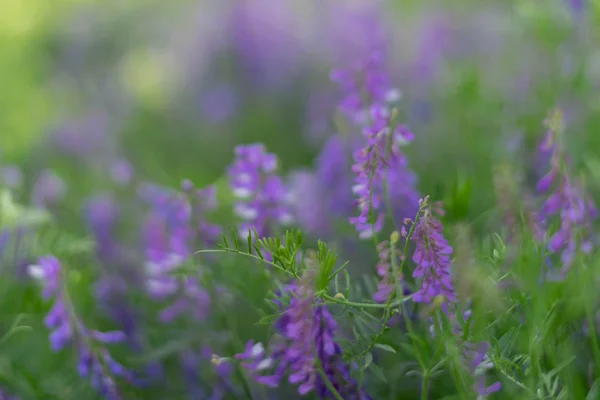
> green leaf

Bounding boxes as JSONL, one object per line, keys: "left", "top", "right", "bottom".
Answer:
{"left": 373, "top": 344, "right": 397, "bottom": 354}
{"left": 360, "top": 353, "right": 373, "bottom": 371}
{"left": 256, "top": 314, "right": 279, "bottom": 325}
{"left": 587, "top": 379, "right": 600, "bottom": 400}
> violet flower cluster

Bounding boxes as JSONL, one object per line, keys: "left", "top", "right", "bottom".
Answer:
{"left": 237, "top": 278, "right": 370, "bottom": 399}
{"left": 410, "top": 199, "right": 456, "bottom": 304}
{"left": 31, "top": 169, "right": 66, "bottom": 210}
{"left": 463, "top": 341, "right": 502, "bottom": 398}
{"left": 331, "top": 52, "right": 418, "bottom": 239}
{"left": 140, "top": 182, "right": 218, "bottom": 322}
{"left": 28, "top": 256, "right": 131, "bottom": 399}
{"left": 228, "top": 144, "right": 294, "bottom": 238}
{"left": 0, "top": 165, "right": 22, "bottom": 189}
{"left": 289, "top": 135, "right": 356, "bottom": 236}
{"left": 536, "top": 110, "right": 597, "bottom": 275}
{"left": 373, "top": 234, "right": 402, "bottom": 303}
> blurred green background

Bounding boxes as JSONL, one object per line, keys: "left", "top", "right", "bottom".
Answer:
{"left": 2, "top": 1, "right": 600, "bottom": 399}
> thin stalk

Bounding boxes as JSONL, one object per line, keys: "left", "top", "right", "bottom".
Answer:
{"left": 421, "top": 372, "right": 430, "bottom": 400}
{"left": 196, "top": 248, "right": 297, "bottom": 277}
{"left": 322, "top": 292, "right": 414, "bottom": 309}
{"left": 316, "top": 358, "right": 344, "bottom": 400}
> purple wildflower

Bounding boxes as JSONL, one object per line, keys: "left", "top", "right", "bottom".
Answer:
{"left": 31, "top": 169, "right": 66, "bottom": 209}
{"left": 464, "top": 341, "right": 502, "bottom": 398}
{"left": 566, "top": 0, "right": 585, "bottom": 12}
{"left": 84, "top": 195, "right": 120, "bottom": 261}
{"left": 228, "top": 144, "right": 293, "bottom": 238}
{"left": 288, "top": 135, "right": 356, "bottom": 236}
{"left": 373, "top": 236, "right": 402, "bottom": 303}
{"left": 140, "top": 183, "right": 216, "bottom": 321}
{"left": 181, "top": 348, "right": 237, "bottom": 400}
{"left": 411, "top": 198, "right": 455, "bottom": 304}
{"left": 332, "top": 52, "right": 418, "bottom": 239}
{"left": 0, "top": 165, "right": 22, "bottom": 189}
{"left": 158, "top": 277, "right": 211, "bottom": 322}
{"left": 536, "top": 109, "right": 597, "bottom": 275}
{"left": 28, "top": 256, "right": 131, "bottom": 399}
{"left": 200, "top": 84, "right": 238, "bottom": 124}
{"left": 316, "top": 135, "right": 356, "bottom": 218}
{"left": 110, "top": 159, "right": 134, "bottom": 186}
{"left": 330, "top": 51, "right": 398, "bottom": 123}
{"left": 229, "top": 0, "right": 305, "bottom": 89}
{"left": 287, "top": 171, "right": 329, "bottom": 235}
{"left": 236, "top": 274, "right": 370, "bottom": 399}
{"left": 51, "top": 112, "right": 109, "bottom": 156}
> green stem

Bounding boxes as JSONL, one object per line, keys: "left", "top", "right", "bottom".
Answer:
{"left": 316, "top": 358, "right": 344, "bottom": 400}
{"left": 421, "top": 373, "right": 430, "bottom": 400}
{"left": 586, "top": 305, "right": 600, "bottom": 378}
{"left": 196, "top": 248, "right": 297, "bottom": 277}
{"left": 321, "top": 293, "right": 414, "bottom": 309}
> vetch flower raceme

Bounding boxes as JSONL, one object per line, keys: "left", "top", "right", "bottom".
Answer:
{"left": 536, "top": 109, "right": 597, "bottom": 275}
{"left": 228, "top": 144, "right": 294, "bottom": 238}
{"left": 411, "top": 198, "right": 455, "bottom": 304}
{"left": 237, "top": 275, "right": 370, "bottom": 399}
{"left": 373, "top": 234, "right": 403, "bottom": 303}
{"left": 332, "top": 52, "right": 418, "bottom": 239}
{"left": 140, "top": 183, "right": 215, "bottom": 322}
{"left": 28, "top": 256, "right": 131, "bottom": 399}
{"left": 330, "top": 51, "right": 398, "bottom": 124}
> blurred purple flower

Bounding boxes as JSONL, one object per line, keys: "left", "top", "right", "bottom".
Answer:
{"left": 464, "top": 341, "right": 502, "bottom": 397}
{"left": 85, "top": 195, "right": 120, "bottom": 260}
{"left": 200, "top": 84, "right": 238, "bottom": 124}
{"left": 331, "top": 51, "right": 397, "bottom": 124}
{"left": 229, "top": 0, "right": 307, "bottom": 88}
{"left": 332, "top": 51, "right": 418, "bottom": 239}
{"left": 287, "top": 171, "right": 329, "bottom": 235}
{"left": 373, "top": 239, "right": 402, "bottom": 303}
{"left": 110, "top": 160, "right": 134, "bottom": 186}
{"left": 228, "top": 144, "right": 293, "bottom": 238}
{"left": 158, "top": 277, "right": 211, "bottom": 323}
{"left": 0, "top": 166, "right": 22, "bottom": 189}
{"left": 411, "top": 14, "right": 454, "bottom": 83}
{"left": 288, "top": 135, "right": 355, "bottom": 236}
{"left": 566, "top": 0, "right": 585, "bottom": 12}
{"left": 316, "top": 135, "right": 356, "bottom": 217}
{"left": 52, "top": 112, "right": 110, "bottom": 156}
{"left": 322, "top": 0, "right": 387, "bottom": 65}
{"left": 140, "top": 182, "right": 218, "bottom": 323}
{"left": 536, "top": 109, "right": 597, "bottom": 275}
{"left": 31, "top": 170, "right": 66, "bottom": 209}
